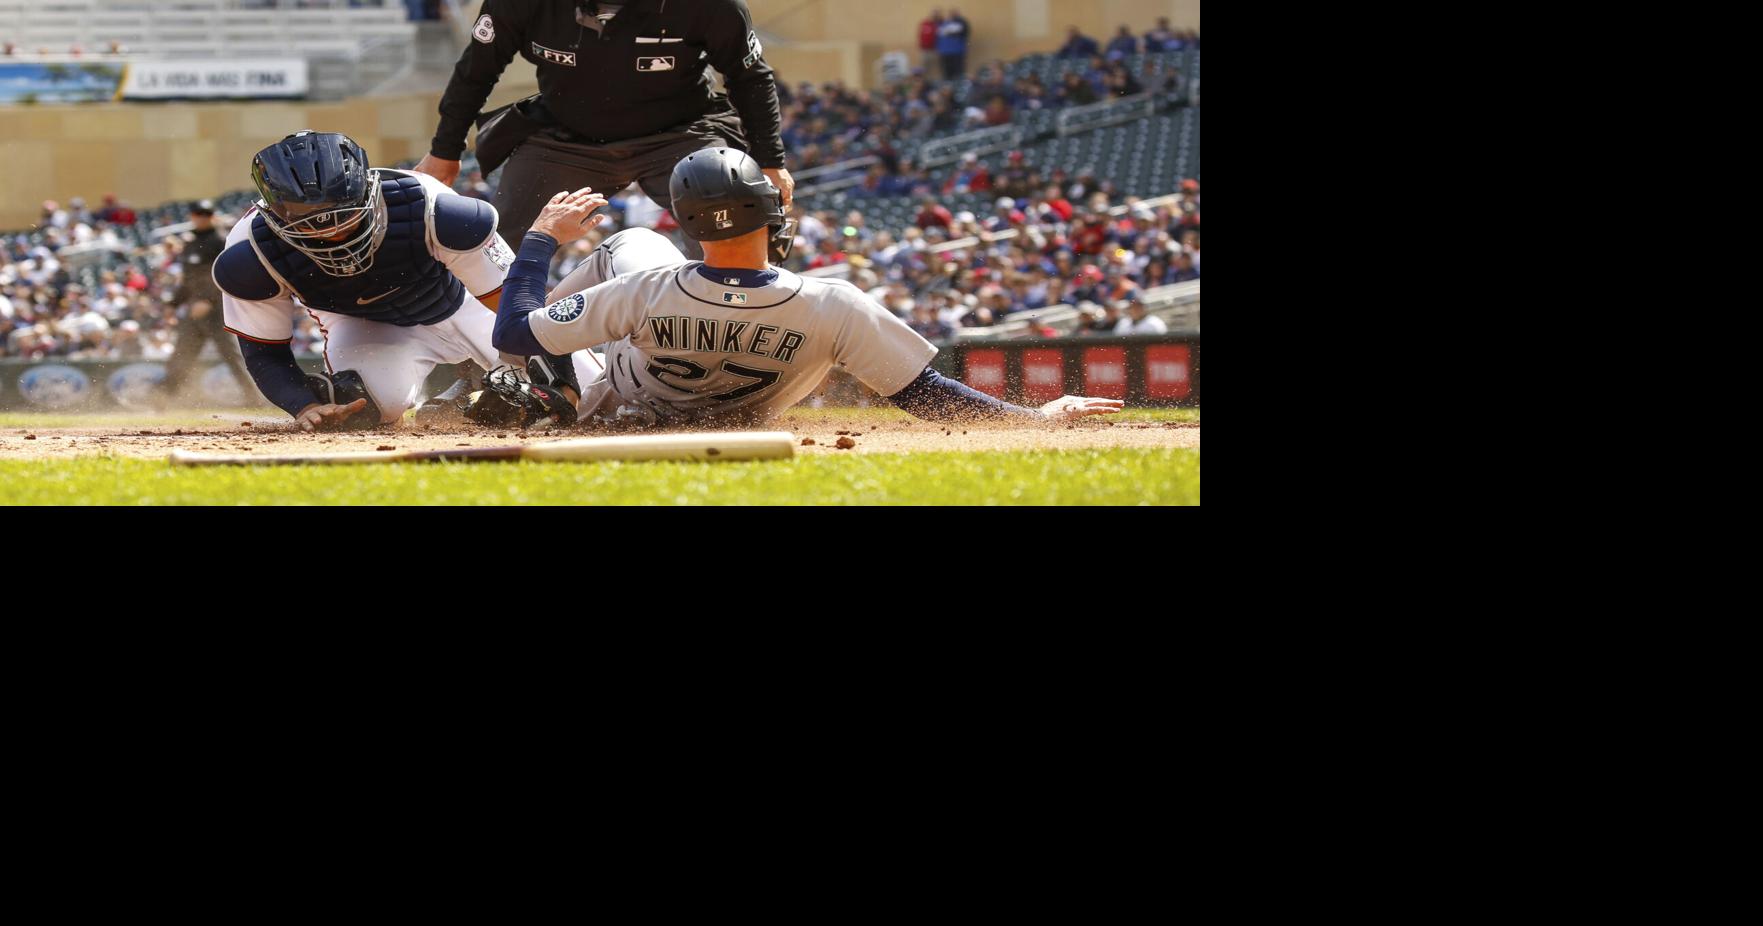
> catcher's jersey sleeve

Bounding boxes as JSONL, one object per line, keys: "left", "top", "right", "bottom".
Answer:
{"left": 819, "top": 279, "right": 939, "bottom": 397}
{"left": 214, "top": 213, "right": 301, "bottom": 343}
{"left": 426, "top": 188, "right": 513, "bottom": 299}
{"left": 525, "top": 267, "right": 669, "bottom": 356}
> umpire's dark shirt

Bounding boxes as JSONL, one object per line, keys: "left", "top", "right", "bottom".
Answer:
{"left": 174, "top": 226, "right": 226, "bottom": 306}
{"left": 434, "top": 0, "right": 785, "bottom": 168}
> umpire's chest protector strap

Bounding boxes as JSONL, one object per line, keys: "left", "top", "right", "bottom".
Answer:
{"left": 250, "top": 176, "right": 465, "bottom": 327}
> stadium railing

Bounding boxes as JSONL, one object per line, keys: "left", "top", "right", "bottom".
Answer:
{"left": 792, "top": 156, "right": 882, "bottom": 198}
{"left": 795, "top": 87, "right": 1195, "bottom": 206}
{"left": 917, "top": 123, "right": 1027, "bottom": 168}
{"left": 1056, "top": 92, "right": 1157, "bottom": 136}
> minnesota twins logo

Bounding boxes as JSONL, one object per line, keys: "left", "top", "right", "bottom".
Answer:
{"left": 485, "top": 236, "right": 514, "bottom": 271}
{"left": 547, "top": 293, "right": 586, "bottom": 322}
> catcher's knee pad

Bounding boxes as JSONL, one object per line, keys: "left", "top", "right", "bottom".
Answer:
{"left": 304, "top": 370, "right": 382, "bottom": 430}
{"left": 462, "top": 367, "right": 578, "bottom": 429}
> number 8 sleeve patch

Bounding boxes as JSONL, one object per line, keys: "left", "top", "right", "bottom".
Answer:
{"left": 547, "top": 293, "right": 586, "bottom": 323}
{"left": 473, "top": 14, "right": 495, "bottom": 44}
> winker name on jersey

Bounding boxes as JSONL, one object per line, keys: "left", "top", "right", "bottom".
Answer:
{"left": 523, "top": 255, "right": 934, "bottom": 423}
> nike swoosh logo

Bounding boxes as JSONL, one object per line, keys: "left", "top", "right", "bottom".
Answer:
{"left": 356, "top": 288, "right": 401, "bottom": 305}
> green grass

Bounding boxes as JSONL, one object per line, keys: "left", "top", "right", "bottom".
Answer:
{"left": 0, "top": 448, "right": 1199, "bottom": 506}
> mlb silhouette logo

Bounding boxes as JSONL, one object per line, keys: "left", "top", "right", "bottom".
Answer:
{"left": 723, "top": 292, "right": 748, "bottom": 304}
{"left": 636, "top": 57, "right": 675, "bottom": 72}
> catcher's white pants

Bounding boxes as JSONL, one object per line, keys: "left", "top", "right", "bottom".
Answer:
{"left": 309, "top": 293, "right": 596, "bottom": 423}
{"left": 545, "top": 228, "right": 689, "bottom": 419}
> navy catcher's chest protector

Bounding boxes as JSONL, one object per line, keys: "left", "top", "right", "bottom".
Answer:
{"left": 252, "top": 175, "right": 464, "bottom": 327}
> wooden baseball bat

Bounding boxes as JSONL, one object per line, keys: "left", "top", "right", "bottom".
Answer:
{"left": 168, "top": 431, "right": 797, "bottom": 467}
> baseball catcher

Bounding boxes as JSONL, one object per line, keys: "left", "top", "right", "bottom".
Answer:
{"left": 212, "top": 130, "right": 587, "bottom": 431}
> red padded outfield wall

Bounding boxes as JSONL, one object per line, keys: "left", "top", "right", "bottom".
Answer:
{"left": 938, "top": 335, "right": 1200, "bottom": 407}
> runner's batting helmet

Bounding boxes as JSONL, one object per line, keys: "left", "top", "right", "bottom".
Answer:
{"left": 669, "top": 148, "right": 793, "bottom": 260}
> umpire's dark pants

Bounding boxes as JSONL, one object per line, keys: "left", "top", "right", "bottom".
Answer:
{"left": 494, "top": 115, "right": 742, "bottom": 259}
{"left": 163, "top": 303, "right": 253, "bottom": 400}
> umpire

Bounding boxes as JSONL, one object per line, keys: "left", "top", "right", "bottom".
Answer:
{"left": 161, "top": 200, "right": 252, "bottom": 403}
{"left": 415, "top": 0, "right": 794, "bottom": 252}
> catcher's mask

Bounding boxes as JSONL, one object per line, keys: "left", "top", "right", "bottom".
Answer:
{"left": 251, "top": 130, "right": 386, "bottom": 277}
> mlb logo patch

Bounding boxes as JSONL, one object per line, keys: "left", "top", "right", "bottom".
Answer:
{"left": 547, "top": 293, "right": 586, "bottom": 322}
{"left": 636, "top": 56, "right": 676, "bottom": 72}
{"left": 722, "top": 292, "right": 748, "bottom": 305}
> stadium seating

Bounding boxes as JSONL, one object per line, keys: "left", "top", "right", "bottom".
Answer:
{"left": 788, "top": 47, "right": 1197, "bottom": 208}
{"left": 1, "top": 0, "right": 416, "bottom": 98}
{"left": 808, "top": 106, "right": 1200, "bottom": 213}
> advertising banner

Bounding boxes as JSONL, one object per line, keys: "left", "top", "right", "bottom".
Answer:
{"left": 0, "top": 61, "right": 127, "bottom": 103}
{"left": 121, "top": 58, "right": 308, "bottom": 100}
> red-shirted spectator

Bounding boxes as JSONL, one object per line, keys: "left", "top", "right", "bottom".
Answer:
{"left": 942, "top": 152, "right": 992, "bottom": 194}
{"left": 919, "top": 10, "right": 943, "bottom": 73}
{"left": 806, "top": 237, "right": 848, "bottom": 270}
{"left": 983, "top": 95, "right": 1012, "bottom": 126}
{"left": 915, "top": 198, "right": 953, "bottom": 230}
{"left": 1072, "top": 215, "right": 1110, "bottom": 255}
{"left": 1040, "top": 185, "right": 1074, "bottom": 222}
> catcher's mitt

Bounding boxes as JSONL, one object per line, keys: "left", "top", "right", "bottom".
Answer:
{"left": 462, "top": 366, "right": 578, "bottom": 429}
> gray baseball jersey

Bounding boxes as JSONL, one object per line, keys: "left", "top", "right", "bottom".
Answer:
{"left": 530, "top": 228, "right": 936, "bottom": 423}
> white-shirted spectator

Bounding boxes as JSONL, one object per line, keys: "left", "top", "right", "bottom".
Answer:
{"left": 1113, "top": 295, "right": 1168, "bottom": 335}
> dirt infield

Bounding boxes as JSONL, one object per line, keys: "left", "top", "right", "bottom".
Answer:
{"left": 0, "top": 413, "right": 1198, "bottom": 461}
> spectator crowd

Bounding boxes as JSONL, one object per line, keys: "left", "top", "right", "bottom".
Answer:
{"left": 774, "top": 174, "right": 1199, "bottom": 339}
{"left": 778, "top": 20, "right": 1195, "bottom": 177}
{"left": 1, "top": 198, "right": 328, "bottom": 362}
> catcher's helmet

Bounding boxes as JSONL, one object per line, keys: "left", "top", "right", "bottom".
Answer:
{"left": 251, "top": 130, "right": 384, "bottom": 276}
{"left": 669, "top": 148, "right": 788, "bottom": 244}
